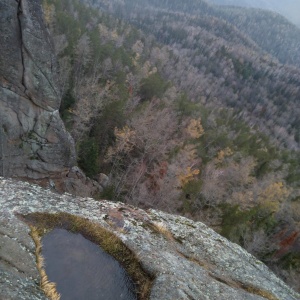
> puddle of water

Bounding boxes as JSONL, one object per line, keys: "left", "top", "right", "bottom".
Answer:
{"left": 41, "top": 228, "right": 137, "bottom": 300}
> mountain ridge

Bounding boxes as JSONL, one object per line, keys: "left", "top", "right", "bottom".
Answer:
{"left": 206, "top": 0, "right": 300, "bottom": 27}
{"left": 0, "top": 0, "right": 300, "bottom": 296}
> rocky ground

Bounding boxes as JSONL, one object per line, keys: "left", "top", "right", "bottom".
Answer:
{"left": 0, "top": 177, "right": 299, "bottom": 300}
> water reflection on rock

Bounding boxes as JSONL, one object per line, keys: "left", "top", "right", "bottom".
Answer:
{"left": 42, "top": 228, "right": 137, "bottom": 300}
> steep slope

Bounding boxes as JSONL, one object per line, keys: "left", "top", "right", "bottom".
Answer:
{"left": 207, "top": 0, "right": 300, "bottom": 27}
{"left": 0, "top": 0, "right": 75, "bottom": 178}
{"left": 214, "top": 6, "right": 300, "bottom": 67}
{"left": 87, "top": 0, "right": 300, "bottom": 67}
{"left": 42, "top": 0, "right": 300, "bottom": 290}
{"left": 0, "top": 0, "right": 103, "bottom": 196}
{"left": 85, "top": 0, "right": 300, "bottom": 150}
{"left": 1, "top": 178, "right": 300, "bottom": 300}
{"left": 0, "top": 0, "right": 298, "bottom": 294}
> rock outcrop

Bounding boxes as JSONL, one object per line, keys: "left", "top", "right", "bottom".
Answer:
{"left": 0, "top": 0, "right": 102, "bottom": 197}
{"left": 1, "top": 178, "right": 299, "bottom": 300}
{"left": 0, "top": 0, "right": 75, "bottom": 178}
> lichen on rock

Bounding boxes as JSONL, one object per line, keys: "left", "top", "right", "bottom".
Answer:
{"left": 0, "top": 0, "right": 102, "bottom": 197}
{"left": 0, "top": 178, "right": 299, "bottom": 300}
{"left": 0, "top": 0, "right": 76, "bottom": 180}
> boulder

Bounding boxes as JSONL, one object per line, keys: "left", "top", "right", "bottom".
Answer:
{"left": 96, "top": 172, "right": 110, "bottom": 188}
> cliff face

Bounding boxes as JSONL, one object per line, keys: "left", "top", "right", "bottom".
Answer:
{"left": 1, "top": 178, "right": 300, "bottom": 300}
{"left": 0, "top": 0, "right": 75, "bottom": 179}
{"left": 0, "top": 0, "right": 103, "bottom": 196}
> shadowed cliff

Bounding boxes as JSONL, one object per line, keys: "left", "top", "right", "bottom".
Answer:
{"left": 0, "top": 0, "right": 102, "bottom": 196}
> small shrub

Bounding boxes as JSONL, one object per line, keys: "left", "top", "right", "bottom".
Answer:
{"left": 78, "top": 137, "right": 99, "bottom": 177}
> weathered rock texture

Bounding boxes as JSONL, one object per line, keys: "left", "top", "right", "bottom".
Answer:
{"left": 1, "top": 178, "right": 299, "bottom": 300}
{"left": 0, "top": 0, "right": 76, "bottom": 179}
{"left": 0, "top": 0, "right": 75, "bottom": 179}
{"left": 0, "top": 0, "right": 102, "bottom": 197}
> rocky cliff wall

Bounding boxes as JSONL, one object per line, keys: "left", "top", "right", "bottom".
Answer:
{"left": 0, "top": 0, "right": 76, "bottom": 179}
{"left": 0, "top": 0, "right": 102, "bottom": 196}
{"left": 0, "top": 178, "right": 299, "bottom": 300}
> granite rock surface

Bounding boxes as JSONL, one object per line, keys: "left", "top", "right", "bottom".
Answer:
{"left": 0, "top": 178, "right": 299, "bottom": 300}
{"left": 0, "top": 0, "right": 76, "bottom": 179}
{"left": 0, "top": 0, "right": 102, "bottom": 197}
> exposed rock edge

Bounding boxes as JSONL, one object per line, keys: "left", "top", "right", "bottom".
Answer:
{"left": 0, "top": 178, "right": 299, "bottom": 300}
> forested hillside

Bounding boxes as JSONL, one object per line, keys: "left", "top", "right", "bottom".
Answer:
{"left": 207, "top": 0, "right": 300, "bottom": 27}
{"left": 42, "top": 0, "right": 300, "bottom": 291}
{"left": 215, "top": 6, "right": 300, "bottom": 67}
{"left": 86, "top": 0, "right": 300, "bottom": 149}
